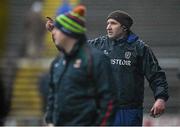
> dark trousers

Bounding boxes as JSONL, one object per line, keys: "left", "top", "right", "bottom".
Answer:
{"left": 113, "top": 108, "right": 143, "bottom": 126}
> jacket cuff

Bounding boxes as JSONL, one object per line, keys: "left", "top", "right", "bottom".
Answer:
{"left": 155, "top": 95, "right": 169, "bottom": 102}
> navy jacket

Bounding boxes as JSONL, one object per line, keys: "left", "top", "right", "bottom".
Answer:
{"left": 88, "top": 32, "right": 169, "bottom": 108}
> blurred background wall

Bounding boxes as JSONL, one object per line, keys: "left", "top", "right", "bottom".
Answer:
{"left": 0, "top": 0, "right": 8, "bottom": 56}
{"left": 0, "top": 0, "right": 179, "bottom": 126}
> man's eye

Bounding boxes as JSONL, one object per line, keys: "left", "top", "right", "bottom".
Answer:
{"left": 112, "top": 22, "right": 117, "bottom": 25}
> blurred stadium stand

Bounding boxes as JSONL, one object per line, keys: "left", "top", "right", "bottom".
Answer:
{"left": 0, "top": 0, "right": 179, "bottom": 126}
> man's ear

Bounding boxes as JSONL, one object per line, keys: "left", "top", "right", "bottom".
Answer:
{"left": 122, "top": 25, "right": 127, "bottom": 31}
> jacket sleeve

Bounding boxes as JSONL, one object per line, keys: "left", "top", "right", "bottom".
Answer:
{"left": 45, "top": 61, "right": 55, "bottom": 124}
{"left": 93, "top": 53, "right": 116, "bottom": 126}
{"left": 142, "top": 45, "right": 169, "bottom": 101}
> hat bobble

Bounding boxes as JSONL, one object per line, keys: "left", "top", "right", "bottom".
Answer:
{"left": 73, "top": 5, "right": 86, "bottom": 17}
{"left": 54, "top": 5, "right": 87, "bottom": 39}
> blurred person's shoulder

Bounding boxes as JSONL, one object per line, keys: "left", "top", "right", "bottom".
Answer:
{"left": 85, "top": 43, "right": 110, "bottom": 62}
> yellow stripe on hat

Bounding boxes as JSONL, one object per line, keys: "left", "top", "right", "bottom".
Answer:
{"left": 60, "top": 15, "right": 86, "bottom": 33}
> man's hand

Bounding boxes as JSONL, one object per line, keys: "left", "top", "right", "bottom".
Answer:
{"left": 150, "top": 98, "right": 166, "bottom": 118}
{"left": 46, "top": 123, "right": 54, "bottom": 127}
{"left": 46, "top": 17, "right": 54, "bottom": 32}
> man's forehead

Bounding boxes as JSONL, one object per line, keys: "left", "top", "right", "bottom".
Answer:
{"left": 107, "top": 18, "right": 121, "bottom": 24}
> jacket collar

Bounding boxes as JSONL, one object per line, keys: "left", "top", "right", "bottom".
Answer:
{"left": 126, "top": 31, "right": 139, "bottom": 43}
{"left": 110, "top": 31, "right": 139, "bottom": 46}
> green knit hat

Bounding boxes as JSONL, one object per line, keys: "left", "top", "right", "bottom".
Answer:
{"left": 54, "top": 5, "right": 86, "bottom": 39}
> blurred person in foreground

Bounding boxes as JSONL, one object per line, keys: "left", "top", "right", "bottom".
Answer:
{"left": 0, "top": 71, "right": 8, "bottom": 126}
{"left": 46, "top": 10, "right": 169, "bottom": 126}
{"left": 45, "top": 5, "right": 115, "bottom": 126}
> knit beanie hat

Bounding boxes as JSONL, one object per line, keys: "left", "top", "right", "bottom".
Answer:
{"left": 54, "top": 5, "right": 86, "bottom": 39}
{"left": 107, "top": 10, "right": 133, "bottom": 30}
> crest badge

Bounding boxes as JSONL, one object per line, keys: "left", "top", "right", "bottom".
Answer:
{"left": 125, "top": 51, "right": 131, "bottom": 59}
{"left": 73, "top": 59, "right": 82, "bottom": 68}
{"left": 103, "top": 50, "right": 109, "bottom": 55}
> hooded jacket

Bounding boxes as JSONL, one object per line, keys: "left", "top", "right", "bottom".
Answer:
{"left": 88, "top": 32, "right": 169, "bottom": 108}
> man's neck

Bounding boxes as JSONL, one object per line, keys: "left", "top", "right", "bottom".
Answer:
{"left": 116, "top": 31, "right": 128, "bottom": 40}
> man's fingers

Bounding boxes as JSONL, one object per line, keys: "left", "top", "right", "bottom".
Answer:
{"left": 150, "top": 105, "right": 155, "bottom": 114}
{"left": 151, "top": 106, "right": 164, "bottom": 117}
{"left": 45, "top": 20, "right": 54, "bottom": 32}
{"left": 46, "top": 16, "right": 54, "bottom": 21}
{"left": 150, "top": 106, "right": 155, "bottom": 117}
{"left": 153, "top": 107, "right": 157, "bottom": 115}
{"left": 151, "top": 106, "right": 159, "bottom": 116}
{"left": 150, "top": 106, "right": 154, "bottom": 112}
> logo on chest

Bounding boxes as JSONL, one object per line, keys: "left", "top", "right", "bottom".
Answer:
{"left": 110, "top": 51, "right": 132, "bottom": 66}
{"left": 111, "top": 59, "right": 131, "bottom": 66}
{"left": 125, "top": 51, "right": 131, "bottom": 59}
{"left": 103, "top": 50, "right": 109, "bottom": 55}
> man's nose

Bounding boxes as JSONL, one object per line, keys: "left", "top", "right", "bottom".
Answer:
{"left": 106, "top": 24, "right": 111, "bottom": 30}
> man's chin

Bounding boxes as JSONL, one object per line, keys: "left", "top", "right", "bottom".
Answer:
{"left": 108, "top": 35, "right": 115, "bottom": 39}
{"left": 55, "top": 44, "right": 65, "bottom": 53}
